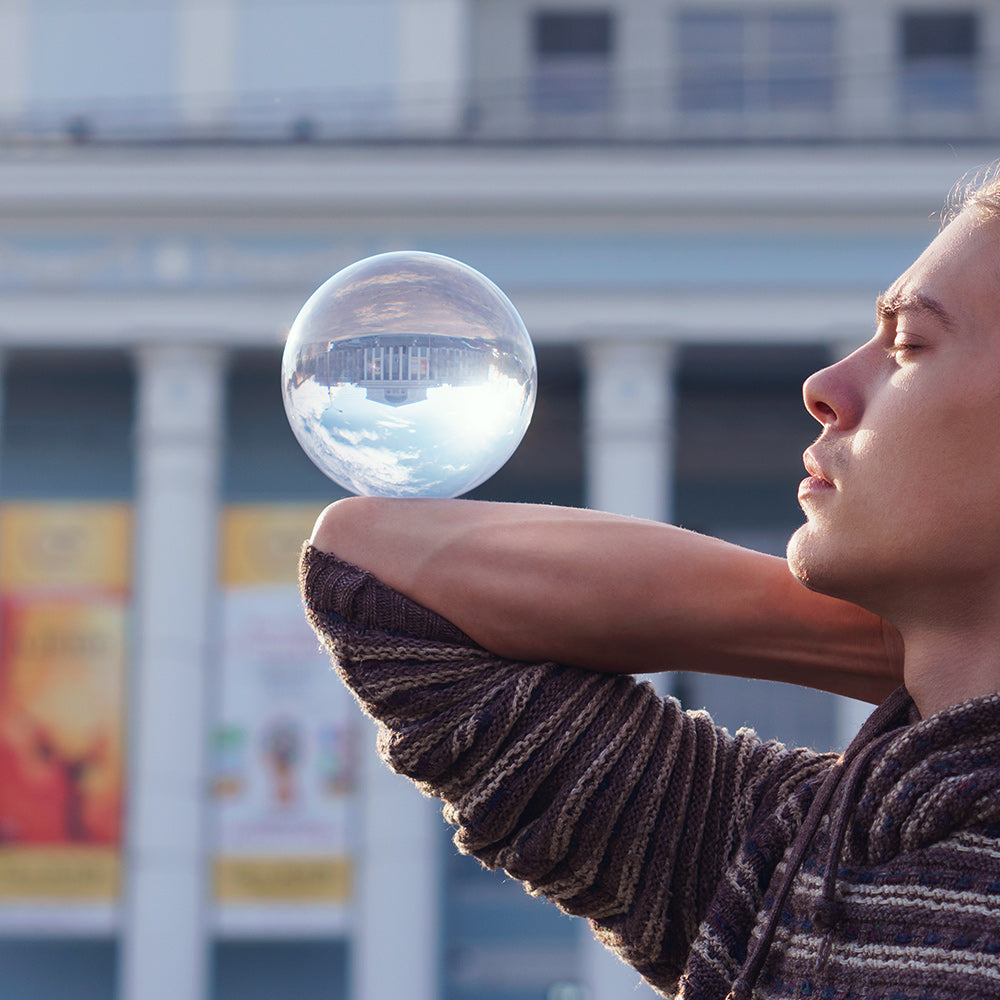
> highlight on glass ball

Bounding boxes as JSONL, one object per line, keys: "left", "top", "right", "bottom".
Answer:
{"left": 281, "top": 251, "right": 537, "bottom": 498}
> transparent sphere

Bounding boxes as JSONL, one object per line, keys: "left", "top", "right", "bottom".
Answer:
{"left": 281, "top": 251, "right": 537, "bottom": 498}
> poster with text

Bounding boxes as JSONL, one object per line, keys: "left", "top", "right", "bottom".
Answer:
{"left": 213, "top": 505, "right": 356, "bottom": 904}
{"left": 0, "top": 503, "right": 130, "bottom": 901}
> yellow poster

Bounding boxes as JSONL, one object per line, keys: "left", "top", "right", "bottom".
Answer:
{"left": 213, "top": 504, "right": 354, "bottom": 904}
{"left": 0, "top": 503, "right": 130, "bottom": 901}
{"left": 219, "top": 503, "right": 323, "bottom": 587}
{"left": 0, "top": 502, "right": 131, "bottom": 591}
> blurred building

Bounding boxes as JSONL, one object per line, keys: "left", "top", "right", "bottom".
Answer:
{"left": 0, "top": 2, "right": 996, "bottom": 1000}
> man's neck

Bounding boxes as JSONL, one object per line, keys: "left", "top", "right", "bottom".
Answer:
{"left": 901, "top": 625, "right": 1000, "bottom": 717}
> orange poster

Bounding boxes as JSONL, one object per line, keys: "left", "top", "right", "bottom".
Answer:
{"left": 0, "top": 596, "right": 125, "bottom": 846}
{"left": 0, "top": 503, "right": 130, "bottom": 901}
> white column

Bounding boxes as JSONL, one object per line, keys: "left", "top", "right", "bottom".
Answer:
{"left": 581, "top": 339, "right": 676, "bottom": 1000}
{"left": 397, "top": 0, "right": 468, "bottom": 135}
{"left": 121, "top": 345, "right": 225, "bottom": 1000}
{"left": 356, "top": 729, "right": 440, "bottom": 1000}
{"left": 178, "top": 0, "right": 236, "bottom": 131}
{"left": 584, "top": 339, "right": 677, "bottom": 522}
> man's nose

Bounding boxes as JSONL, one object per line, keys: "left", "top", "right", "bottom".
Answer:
{"left": 802, "top": 347, "right": 867, "bottom": 430}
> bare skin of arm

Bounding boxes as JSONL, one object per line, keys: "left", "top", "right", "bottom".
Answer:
{"left": 309, "top": 496, "right": 903, "bottom": 705}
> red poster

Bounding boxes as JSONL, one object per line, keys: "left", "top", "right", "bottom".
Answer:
{"left": 0, "top": 503, "right": 130, "bottom": 901}
{"left": 0, "top": 595, "right": 126, "bottom": 846}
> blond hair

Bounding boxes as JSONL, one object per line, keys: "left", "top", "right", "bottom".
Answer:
{"left": 945, "top": 162, "right": 1000, "bottom": 224}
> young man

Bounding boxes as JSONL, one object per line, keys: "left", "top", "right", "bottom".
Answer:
{"left": 299, "top": 178, "right": 1000, "bottom": 997}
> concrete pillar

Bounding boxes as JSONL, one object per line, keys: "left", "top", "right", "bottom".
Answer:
{"left": 584, "top": 339, "right": 677, "bottom": 522}
{"left": 120, "top": 345, "right": 225, "bottom": 1000}
{"left": 356, "top": 729, "right": 440, "bottom": 1000}
{"left": 581, "top": 339, "right": 676, "bottom": 1000}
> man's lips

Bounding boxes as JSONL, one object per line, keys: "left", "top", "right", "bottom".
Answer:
{"left": 800, "top": 450, "right": 835, "bottom": 496}
{"left": 802, "top": 450, "right": 833, "bottom": 484}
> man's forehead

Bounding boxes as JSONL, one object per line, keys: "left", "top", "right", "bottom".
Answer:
{"left": 879, "top": 211, "right": 1000, "bottom": 328}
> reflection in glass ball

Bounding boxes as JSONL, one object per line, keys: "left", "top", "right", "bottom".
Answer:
{"left": 282, "top": 251, "right": 537, "bottom": 498}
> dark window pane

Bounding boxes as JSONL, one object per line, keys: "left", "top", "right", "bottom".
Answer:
{"left": 3, "top": 353, "right": 134, "bottom": 500}
{"left": 0, "top": 941, "right": 117, "bottom": 1000}
{"left": 532, "top": 12, "right": 613, "bottom": 115}
{"left": 535, "top": 12, "right": 613, "bottom": 56}
{"left": 900, "top": 12, "right": 978, "bottom": 110}
{"left": 213, "top": 941, "right": 348, "bottom": 1000}
{"left": 902, "top": 11, "right": 977, "bottom": 59}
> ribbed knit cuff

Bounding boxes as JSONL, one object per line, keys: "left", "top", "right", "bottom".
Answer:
{"left": 298, "top": 542, "right": 542, "bottom": 803}
{"left": 299, "top": 542, "right": 474, "bottom": 646}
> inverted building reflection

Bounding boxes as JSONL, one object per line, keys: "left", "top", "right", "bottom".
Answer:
{"left": 289, "top": 333, "right": 527, "bottom": 407}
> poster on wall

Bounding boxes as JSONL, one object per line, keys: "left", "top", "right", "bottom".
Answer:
{"left": 213, "top": 504, "right": 356, "bottom": 904}
{"left": 0, "top": 503, "right": 130, "bottom": 902}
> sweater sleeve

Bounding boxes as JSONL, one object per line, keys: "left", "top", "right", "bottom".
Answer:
{"left": 299, "top": 544, "right": 821, "bottom": 995}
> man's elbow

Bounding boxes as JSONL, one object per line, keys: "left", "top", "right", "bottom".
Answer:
{"left": 309, "top": 496, "right": 389, "bottom": 559}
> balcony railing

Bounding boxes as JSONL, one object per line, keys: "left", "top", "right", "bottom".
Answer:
{"left": 3, "top": 60, "right": 997, "bottom": 146}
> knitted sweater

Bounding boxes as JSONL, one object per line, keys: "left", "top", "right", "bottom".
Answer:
{"left": 300, "top": 546, "right": 1000, "bottom": 999}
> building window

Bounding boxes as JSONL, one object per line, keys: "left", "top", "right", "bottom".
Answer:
{"left": 900, "top": 10, "right": 978, "bottom": 111}
{"left": 677, "top": 9, "right": 835, "bottom": 115}
{"left": 532, "top": 10, "right": 614, "bottom": 114}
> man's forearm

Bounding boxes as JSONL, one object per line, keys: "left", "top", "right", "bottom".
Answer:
{"left": 309, "top": 496, "right": 902, "bottom": 704}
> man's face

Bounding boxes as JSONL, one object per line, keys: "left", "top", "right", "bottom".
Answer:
{"left": 787, "top": 207, "right": 1000, "bottom": 625}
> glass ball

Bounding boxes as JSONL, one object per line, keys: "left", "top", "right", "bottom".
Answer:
{"left": 282, "top": 251, "right": 537, "bottom": 498}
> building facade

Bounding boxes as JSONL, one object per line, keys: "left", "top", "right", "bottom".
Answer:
{"left": 0, "top": 3, "right": 996, "bottom": 1000}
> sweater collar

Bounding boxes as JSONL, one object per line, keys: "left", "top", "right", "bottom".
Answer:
{"left": 848, "top": 686, "right": 1000, "bottom": 865}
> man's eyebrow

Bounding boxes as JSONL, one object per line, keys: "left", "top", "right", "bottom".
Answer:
{"left": 875, "top": 289, "right": 954, "bottom": 330}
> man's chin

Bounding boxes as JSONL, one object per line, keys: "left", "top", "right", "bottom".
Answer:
{"left": 786, "top": 524, "right": 830, "bottom": 594}
{"left": 786, "top": 526, "right": 873, "bottom": 609}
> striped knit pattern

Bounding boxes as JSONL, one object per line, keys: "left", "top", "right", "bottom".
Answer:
{"left": 300, "top": 546, "right": 1000, "bottom": 999}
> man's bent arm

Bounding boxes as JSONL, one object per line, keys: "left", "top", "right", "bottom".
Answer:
{"left": 309, "top": 496, "right": 902, "bottom": 704}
